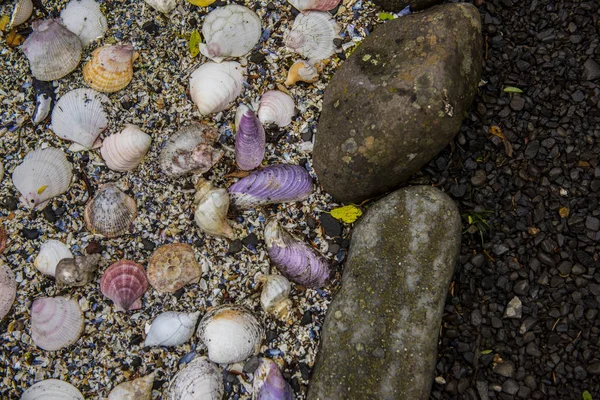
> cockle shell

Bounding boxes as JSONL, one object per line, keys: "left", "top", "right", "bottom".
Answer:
{"left": 285, "top": 11, "right": 340, "bottom": 61}
{"left": 12, "top": 147, "right": 73, "bottom": 210}
{"left": 166, "top": 357, "right": 224, "bottom": 400}
{"left": 159, "top": 123, "right": 223, "bottom": 178}
{"left": 55, "top": 254, "right": 101, "bottom": 288}
{"left": 287, "top": 0, "right": 341, "bottom": 11}
{"left": 200, "top": 5, "right": 262, "bottom": 62}
{"left": 31, "top": 296, "right": 84, "bottom": 351}
{"left": 21, "top": 379, "right": 84, "bottom": 400}
{"left": 60, "top": 0, "right": 108, "bottom": 47}
{"left": 258, "top": 90, "right": 296, "bottom": 128}
{"left": 253, "top": 358, "right": 294, "bottom": 400}
{"left": 147, "top": 243, "right": 201, "bottom": 293}
{"left": 101, "top": 124, "right": 152, "bottom": 172}
{"left": 189, "top": 61, "right": 245, "bottom": 115}
{"left": 83, "top": 44, "right": 136, "bottom": 93}
{"left": 0, "top": 262, "right": 16, "bottom": 320}
{"left": 228, "top": 164, "right": 313, "bottom": 209}
{"left": 22, "top": 19, "right": 82, "bottom": 81}
{"left": 257, "top": 274, "right": 292, "bottom": 320}
{"left": 84, "top": 183, "right": 137, "bottom": 238}
{"left": 144, "top": 0, "right": 176, "bottom": 13}
{"left": 144, "top": 311, "right": 201, "bottom": 347}
{"left": 108, "top": 373, "right": 155, "bottom": 400}
{"left": 51, "top": 88, "right": 109, "bottom": 151}
{"left": 34, "top": 239, "right": 73, "bottom": 277}
{"left": 194, "top": 179, "right": 235, "bottom": 239}
{"left": 235, "top": 104, "right": 265, "bottom": 170}
{"left": 100, "top": 260, "right": 148, "bottom": 311}
{"left": 10, "top": 0, "right": 33, "bottom": 28}
{"left": 197, "top": 304, "right": 264, "bottom": 364}
{"left": 285, "top": 60, "right": 319, "bottom": 86}
{"left": 264, "top": 217, "right": 333, "bottom": 288}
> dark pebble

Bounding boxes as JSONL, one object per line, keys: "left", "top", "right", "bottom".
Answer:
{"left": 537, "top": 252, "right": 555, "bottom": 267}
{"left": 249, "top": 51, "right": 266, "bottom": 64}
{"left": 571, "top": 90, "right": 585, "bottom": 102}
{"left": 242, "top": 233, "right": 259, "bottom": 249}
{"left": 302, "top": 130, "right": 313, "bottom": 142}
{"left": 319, "top": 213, "right": 342, "bottom": 237}
{"left": 524, "top": 141, "right": 540, "bottom": 159}
{"left": 4, "top": 197, "right": 18, "bottom": 211}
{"left": 130, "top": 356, "right": 142, "bottom": 368}
{"left": 142, "top": 20, "right": 160, "bottom": 35}
{"left": 510, "top": 96, "right": 525, "bottom": 111}
{"left": 470, "top": 253, "right": 485, "bottom": 268}
{"left": 142, "top": 238, "right": 156, "bottom": 251}
{"left": 86, "top": 241, "right": 103, "bottom": 254}
{"left": 299, "top": 362, "right": 311, "bottom": 380}
{"left": 225, "top": 371, "right": 238, "bottom": 384}
{"left": 471, "top": 170, "right": 487, "bottom": 187}
{"left": 588, "top": 363, "right": 600, "bottom": 375}
{"left": 585, "top": 216, "right": 599, "bottom": 231}
{"left": 583, "top": 58, "right": 600, "bottom": 81}
{"left": 54, "top": 206, "right": 66, "bottom": 216}
{"left": 228, "top": 239, "right": 243, "bottom": 254}
{"left": 42, "top": 205, "right": 56, "bottom": 222}
{"left": 173, "top": 288, "right": 184, "bottom": 299}
{"left": 328, "top": 242, "right": 340, "bottom": 255}
{"left": 513, "top": 280, "right": 530, "bottom": 295}
{"left": 22, "top": 228, "right": 39, "bottom": 240}
{"left": 493, "top": 361, "right": 515, "bottom": 378}
{"left": 243, "top": 356, "right": 260, "bottom": 374}
{"left": 130, "top": 334, "right": 143, "bottom": 346}
{"left": 300, "top": 310, "right": 313, "bottom": 325}
{"left": 502, "top": 379, "right": 519, "bottom": 395}
{"left": 266, "top": 330, "right": 278, "bottom": 342}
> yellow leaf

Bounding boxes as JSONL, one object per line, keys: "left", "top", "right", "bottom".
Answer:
{"left": 189, "top": 30, "right": 201, "bottom": 57}
{"left": 480, "top": 349, "right": 493, "bottom": 355}
{"left": 330, "top": 205, "right": 363, "bottom": 223}
{"left": 37, "top": 185, "right": 48, "bottom": 194}
{"left": 0, "top": 15, "right": 10, "bottom": 31}
{"left": 187, "top": 0, "right": 216, "bottom": 6}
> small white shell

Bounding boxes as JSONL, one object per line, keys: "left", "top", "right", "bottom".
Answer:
{"left": 10, "top": 0, "right": 33, "bottom": 28}
{"left": 60, "top": 0, "right": 108, "bottom": 47}
{"left": 101, "top": 124, "right": 152, "bottom": 172}
{"left": 108, "top": 373, "right": 155, "bottom": 400}
{"left": 21, "top": 379, "right": 84, "bottom": 400}
{"left": 257, "top": 274, "right": 292, "bottom": 320}
{"left": 144, "top": 311, "right": 201, "bottom": 347}
{"left": 167, "top": 357, "right": 224, "bottom": 400}
{"left": 144, "top": 0, "right": 176, "bottom": 13}
{"left": 258, "top": 90, "right": 296, "bottom": 128}
{"left": 34, "top": 240, "right": 73, "bottom": 277}
{"left": 189, "top": 61, "right": 245, "bottom": 115}
{"left": 285, "top": 11, "right": 340, "bottom": 61}
{"left": 194, "top": 179, "right": 235, "bottom": 239}
{"left": 31, "top": 296, "right": 84, "bottom": 351}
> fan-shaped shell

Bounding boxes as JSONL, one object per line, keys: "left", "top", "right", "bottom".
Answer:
{"left": 34, "top": 239, "right": 73, "bottom": 277}
{"left": 167, "top": 357, "right": 223, "bottom": 400}
{"left": 31, "top": 296, "right": 84, "bottom": 351}
{"left": 101, "top": 124, "right": 152, "bottom": 172}
{"left": 100, "top": 260, "right": 148, "bottom": 311}
{"left": 10, "top": 0, "right": 33, "bottom": 28}
{"left": 235, "top": 105, "right": 265, "bottom": 170}
{"left": 84, "top": 183, "right": 137, "bottom": 238}
{"left": 108, "top": 373, "right": 154, "bottom": 400}
{"left": 12, "top": 147, "right": 73, "bottom": 210}
{"left": 144, "top": 311, "right": 201, "bottom": 347}
{"left": 287, "top": 0, "right": 341, "bottom": 11}
{"left": 144, "top": 0, "right": 176, "bottom": 13}
{"left": 200, "top": 5, "right": 261, "bottom": 62}
{"left": 83, "top": 44, "right": 136, "bottom": 93}
{"left": 21, "top": 379, "right": 84, "bottom": 400}
{"left": 285, "top": 11, "right": 340, "bottom": 61}
{"left": 60, "top": 0, "right": 108, "bottom": 47}
{"left": 258, "top": 90, "right": 296, "bottom": 128}
{"left": 285, "top": 60, "right": 319, "bottom": 86}
{"left": 0, "top": 262, "right": 16, "bottom": 320}
{"left": 22, "top": 19, "right": 82, "bottom": 81}
{"left": 189, "top": 61, "right": 245, "bottom": 115}
{"left": 147, "top": 243, "right": 200, "bottom": 293}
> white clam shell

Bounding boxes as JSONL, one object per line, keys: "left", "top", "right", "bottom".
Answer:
{"left": 144, "top": 311, "right": 201, "bottom": 347}
{"left": 108, "top": 373, "right": 154, "bottom": 400}
{"left": 101, "top": 124, "right": 152, "bottom": 172}
{"left": 144, "top": 0, "right": 176, "bottom": 13}
{"left": 31, "top": 296, "right": 84, "bottom": 351}
{"left": 60, "top": 0, "right": 108, "bottom": 47}
{"left": 167, "top": 357, "right": 223, "bottom": 400}
{"left": 258, "top": 90, "right": 296, "bottom": 128}
{"left": 21, "top": 379, "right": 84, "bottom": 400}
{"left": 10, "top": 0, "right": 33, "bottom": 28}
{"left": 34, "top": 240, "right": 73, "bottom": 277}
{"left": 285, "top": 11, "right": 340, "bottom": 61}
{"left": 200, "top": 5, "right": 261, "bottom": 62}
{"left": 189, "top": 61, "right": 245, "bottom": 115}
{"left": 194, "top": 180, "right": 235, "bottom": 239}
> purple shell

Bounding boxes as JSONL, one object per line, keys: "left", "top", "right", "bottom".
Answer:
{"left": 228, "top": 164, "right": 313, "bottom": 208}
{"left": 235, "top": 105, "right": 265, "bottom": 171}
{"left": 264, "top": 218, "right": 332, "bottom": 288}
{"left": 253, "top": 358, "right": 293, "bottom": 400}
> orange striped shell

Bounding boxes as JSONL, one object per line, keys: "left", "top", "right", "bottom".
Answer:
{"left": 83, "top": 44, "right": 136, "bottom": 93}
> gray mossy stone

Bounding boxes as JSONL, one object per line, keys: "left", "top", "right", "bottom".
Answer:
{"left": 373, "top": 0, "right": 443, "bottom": 12}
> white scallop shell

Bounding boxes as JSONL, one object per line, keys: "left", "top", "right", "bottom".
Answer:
{"left": 12, "top": 147, "right": 73, "bottom": 210}
{"left": 0, "top": 262, "right": 16, "bottom": 321}
{"left": 189, "top": 61, "right": 245, "bottom": 115}
{"left": 285, "top": 11, "right": 340, "bottom": 61}
{"left": 21, "top": 379, "right": 84, "bottom": 400}
{"left": 108, "top": 373, "right": 154, "bottom": 400}
{"left": 101, "top": 124, "right": 152, "bottom": 172}
{"left": 144, "top": 311, "right": 201, "bottom": 347}
{"left": 144, "top": 0, "right": 176, "bottom": 13}
{"left": 51, "top": 88, "right": 109, "bottom": 151}
{"left": 200, "top": 5, "right": 262, "bottom": 62}
{"left": 10, "top": 0, "right": 33, "bottom": 28}
{"left": 258, "top": 90, "right": 296, "bottom": 128}
{"left": 60, "top": 0, "right": 108, "bottom": 47}
{"left": 167, "top": 357, "right": 223, "bottom": 400}
{"left": 34, "top": 240, "right": 73, "bottom": 277}
{"left": 31, "top": 296, "right": 84, "bottom": 351}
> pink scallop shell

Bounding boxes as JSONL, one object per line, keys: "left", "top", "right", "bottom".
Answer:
{"left": 100, "top": 260, "right": 148, "bottom": 312}
{"left": 31, "top": 296, "right": 84, "bottom": 351}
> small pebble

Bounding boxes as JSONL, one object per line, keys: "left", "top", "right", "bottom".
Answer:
{"left": 21, "top": 228, "right": 39, "bottom": 240}
{"left": 319, "top": 213, "right": 342, "bottom": 237}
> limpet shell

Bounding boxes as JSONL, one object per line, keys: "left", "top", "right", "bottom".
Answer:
{"left": 31, "top": 296, "right": 84, "bottom": 351}
{"left": 60, "top": 0, "right": 108, "bottom": 47}
{"left": 21, "top": 379, "right": 84, "bottom": 400}
{"left": 84, "top": 183, "right": 137, "bottom": 238}
{"left": 0, "top": 262, "right": 16, "bottom": 320}
{"left": 34, "top": 239, "right": 73, "bottom": 277}
{"left": 83, "top": 44, "right": 136, "bottom": 93}
{"left": 147, "top": 243, "right": 201, "bottom": 293}
{"left": 166, "top": 357, "right": 223, "bottom": 400}
{"left": 100, "top": 260, "right": 148, "bottom": 311}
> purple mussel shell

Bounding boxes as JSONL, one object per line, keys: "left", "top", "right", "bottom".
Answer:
{"left": 228, "top": 164, "right": 313, "bottom": 208}
{"left": 253, "top": 358, "right": 293, "bottom": 400}
{"left": 235, "top": 105, "right": 265, "bottom": 171}
{"left": 264, "top": 218, "right": 332, "bottom": 288}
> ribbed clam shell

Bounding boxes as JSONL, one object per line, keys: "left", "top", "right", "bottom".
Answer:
{"left": 83, "top": 44, "right": 136, "bottom": 93}
{"left": 108, "top": 373, "right": 154, "bottom": 400}
{"left": 21, "top": 379, "right": 84, "bottom": 400}
{"left": 144, "top": 311, "right": 201, "bottom": 347}
{"left": 194, "top": 180, "right": 235, "bottom": 239}
{"left": 228, "top": 164, "right": 313, "bottom": 208}
{"left": 285, "top": 60, "right": 319, "bottom": 86}
{"left": 60, "top": 0, "right": 108, "bottom": 47}
{"left": 285, "top": 11, "right": 340, "bottom": 61}
{"left": 235, "top": 105, "right": 265, "bottom": 170}
{"left": 196, "top": 304, "right": 264, "bottom": 364}
{"left": 34, "top": 239, "right": 73, "bottom": 277}
{"left": 189, "top": 61, "right": 245, "bottom": 115}
{"left": 264, "top": 218, "right": 333, "bottom": 288}
{"left": 144, "top": 0, "right": 176, "bottom": 13}
{"left": 10, "top": 0, "right": 33, "bottom": 28}
{"left": 258, "top": 90, "right": 296, "bottom": 128}
{"left": 84, "top": 183, "right": 137, "bottom": 238}
{"left": 257, "top": 274, "right": 292, "bottom": 319}
{"left": 101, "top": 124, "right": 152, "bottom": 172}
{"left": 22, "top": 19, "right": 82, "bottom": 81}
{"left": 200, "top": 5, "right": 261, "bottom": 62}
{"left": 100, "top": 260, "right": 148, "bottom": 311}
{"left": 51, "top": 88, "right": 109, "bottom": 150}
{"left": 12, "top": 147, "right": 73, "bottom": 210}
{"left": 31, "top": 296, "right": 84, "bottom": 351}
{"left": 0, "top": 262, "right": 16, "bottom": 320}
{"left": 147, "top": 243, "right": 200, "bottom": 293}
{"left": 253, "top": 358, "right": 294, "bottom": 400}
{"left": 159, "top": 123, "right": 223, "bottom": 178}
{"left": 287, "top": 0, "right": 340, "bottom": 11}
{"left": 167, "top": 357, "right": 223, "bottom": 400}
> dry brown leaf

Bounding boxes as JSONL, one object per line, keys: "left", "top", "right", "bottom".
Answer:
{"left": 6, "top": 29, "right": 25, "bottom": 47}
{"left": 578, "top": 160, "right": 591, "bottom": 168}
{"left": 528, "top": 227, "right": 540, "bottom": 235}
{"left": 559, "top": 207, "right": 569, "bottom": 218}
{"left": 489, "top": 126, "right": 513, "bottom": 157}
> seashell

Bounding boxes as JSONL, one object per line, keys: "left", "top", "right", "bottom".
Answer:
{"left": 159, "top": 123, "right": 223, "bottom": 178}
{"left": 264, "top": 217, "right": 333, "bottom": 288}
{"left": 194, "top": 179, "right": 235, "bottom": 239}
{"left": 253, "top": 358, "right": 294, "bottom": 400}
{"left": 60, "top": 0, "right": 108, "bottom": 47}
{"left": 55, "top": 254, "right": 101, "bottom": 288}
{"left": 84, "top": 183, "right": 137, "bottom": 238}
{"left": 166, "top": 357, "right": 223, "bottom": 400}
{"left": 256, "top": 274, "right": 292, "bottom": 320}
{"left": 34, "top": 239, "right": 73, "bottom": 277}
{"left": 257, "top": 90, "right": 296, "bottom": 128}
{"left": 21, "top": 379, "right": 84, "bottom": 400}
{"left": 32, "top": 78, "right": 56, "bottom": 125}
{"left": 287, "top": 0, "right": 341, "bottom": 11}
{"left": 12, "top": 147, "right": 73, "bottom": 210}
{"left": 100, "top": 260, "right": 148, "bottom": 311}
{"left": 189, "top": 61, "right": 245, "bottom": 115}
{"left": 0, "top": 262, "right": 16, "bottom": 320}
{"left": 51, "top": 88, "right": 109, "bottom": 151}
{"left": 200, "top": 5, "right": 262, "bottom": 62}
{"left": 31, "top": 296, "right": 84, "bottom": 351}
{"left": 285, "top": 11, "right": 340, "bottom": 61}
{"left": 196, "top": 304, "right": 264, "bottom": 364}
{"left": 108, "top": 373, "right": 154, "bottom": 400}
{"left": 101, "top": 124, "right": 152, "bottom": 172}
{"left": 147, "top": 243, "right": 201, "bottom": 293}
{"left": 285, "top": 60, "right": 319, "bottom": 86}
{"left": 10, "top": 0, "right": 33, "bottom": 28}
{"left": 83, "top": 44, "right": 137, "bottom": 93}
{"left": 144, "top": 0, "right": 176, "bottom": 13}
{"left": 0, "top": 226, "right": 7, "bottom": 254}
{"left": 144, "top": 311, "right": 201, "bottom": 347}
{"left": 235, "top": 104, "right": 265, "bottom": 170}
{"left": 228, "top": 164, "right": 313, "bottom": 209}
{"left": 22, "top": 19, "right": 82, "bottom": 81}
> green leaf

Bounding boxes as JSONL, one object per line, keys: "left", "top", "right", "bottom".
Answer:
{"left": 378, "top": 12, "right": 395, "bottom": 21}
{"left": 503, "top": 86, "right": 523, "bottom": 93}
{"left": 480, "top": 349, "right": 493, "bottom": 355}
{"left": 189, "top": 30, "right": 201, "bottom": 58}
{"left": 330, "top": 205, "right": 363, "bottom": 224}
{"left": 582, "top": 390, "right": 592, "bottom": 400}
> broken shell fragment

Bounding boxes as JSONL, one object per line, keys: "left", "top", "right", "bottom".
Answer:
{"left": 60, "top": 0, "right": 108, "bottom": 47}
{"left": 253, "top": 358, "right": 294, "bottom": 400}
{"left": 0, "top": 262, "right": 16, "bottom": 320}
{"left": 166, "top": 357, "right": 223, "bottom": 400}
{"left": 285, "top": 60, "right": 319, "bottom": 86}
{"left": 144, "top": 0, "right": 176, "bottom": 13}
{"left": 100, "top": 260, "right": 148, "bottom": 311}
{"left": 189, "top": 61, "right": 245, "bottom": 115}
{"left": 285, "top": 11, "right": 340, "bottom": 61}
{"left": 83, "top": 44, "right": 136, "bottom": 93}
{"left": 194, "top": 179, "right": 235, "bottom": 239}
{"left": 144, "top": 311, "right": 201, "bottom": 347}
{"left": 31, "top": 296, "right": 84, "bottom": 351}
{"left": 287, "top": 0, "right": 341, "bottom": 11}
{"left": 147, "top": 243, "right": 201, "bottom": 293}
{"left": 235, "top": 104, "right": 265, "bottom": 171}
{"left": 108, "top": 373, "right": 155, "bottom": 400}
{"left": 21, "top": 379, "right": 84, "bottom": 400}
{"left": 101, "top": 124, "right": 152, "bottom": 172}
{"left": 84, "top": 183, "right": 137, "bottom": 238}
{"left": 32, "top": 78, "right": 56, "bottom": 125}
{"left": 257, "top": 90, "right": 296, "bottom": 128}
{"left": 10, "top": 0, "right": 33, "bottom": 28}
{"left": 257, "top": 274, "right": 292, "bottom": 320}
{"left": 34, "top": 239, "right": 73, "bottom": 277}
{"left": 55, "top": 254, "right": 101, "bottom": 288}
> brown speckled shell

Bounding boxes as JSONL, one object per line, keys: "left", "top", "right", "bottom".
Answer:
{"left": 0, "top": 262, "right": 16, "bottom": 320}
{"left": 100, "top": 260, "right": 148, "bottom": 312}
{"left": 147, "top": 243, "right": 200, "bottom": 293}
{"left": 84, "top": 183, "right": 137, "bottom": 238}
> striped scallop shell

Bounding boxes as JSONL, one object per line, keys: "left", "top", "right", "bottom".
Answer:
{"left": 60, "top": 0, "right": 108, "bottom": 47}
{"left": 83, "top": 44, "right": 136, "bottom": 93}
{"left": 84, "top": 183, "right": 137, "bottom": 238}
{"left": 108, "top": 373, "right": 155, "bottom": 400}
{"left": 167, "top": 357, "right": 223, "bottom": 400}
{"left": 257, "top": 90, "right": 296, "bottom": 128}
{"left": 189, "top": 61, "right": 245, "bottom": 115}
{"left": 21, "top": 379, "right": 84, "bottom": 400}
{"left": 0, "top": 262, "right": 16, "bottom": 320}
{"left": 285, "top": 11, "right": 340, "bottom": 61}
{"left": 34, "top": 239, "right": 73, "bottom": 277}
{"left": 31, "top": 296, "right": 84, "bottom": 351}
{"left": 101, "top": 124, "right": 152, "bottom": 172}
{"left": 100, "top": 260, "right": 148, "bottom": 311}
{"left": 287, "top": 0, "right": 341, "bottom": 11}
{"left": 147, "top": 243, "right": 200, "bottom": 293}
{"left": 10, "top": 0, "right": 33, "bottom": 28}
